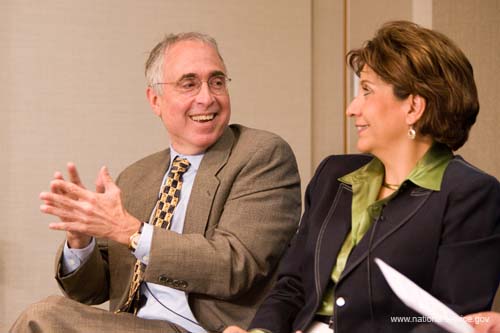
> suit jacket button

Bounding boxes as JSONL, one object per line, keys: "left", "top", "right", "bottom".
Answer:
{"left": 336, "top": 297, "right": 346, "bottom": 307}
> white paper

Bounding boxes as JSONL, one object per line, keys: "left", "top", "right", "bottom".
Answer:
{"left": 374, "top": 258, "right": 474, "bottom": 333}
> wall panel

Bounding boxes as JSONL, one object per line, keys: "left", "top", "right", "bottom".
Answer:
{"left": 311, "top": 0, "right": 345, "bottom": 170}
{"left": 434, "top": 0, "right": 500, "bottom": 311}
{"left": 434, "top": 0, "right": 500, "bottom": 179}
{"left": 346, "top": 0, "right": 412, "bottom": 153}
{"left": 0, "top": 1, "right": 311, "bottom": 329}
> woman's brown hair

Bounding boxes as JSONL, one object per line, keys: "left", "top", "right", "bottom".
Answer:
{"left": 348, "top": 20, "right": 479, "bottom": 150}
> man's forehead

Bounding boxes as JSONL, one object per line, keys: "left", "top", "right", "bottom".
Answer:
{"left": 179, "top": 70, "right": 226, "bottom": 79}
{"left": 165, "top": 39, "right": 214, "bottom": 54}
{"left": 163, "top": 40, "right": 225, "bottom": 78}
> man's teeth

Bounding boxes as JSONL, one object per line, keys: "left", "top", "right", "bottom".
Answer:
{"left": 190, "top": 114, "right": 215, "bottom": 122}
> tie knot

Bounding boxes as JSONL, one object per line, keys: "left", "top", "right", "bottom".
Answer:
{"left": 171, "top": 157, "right": 191, "bottom": 174}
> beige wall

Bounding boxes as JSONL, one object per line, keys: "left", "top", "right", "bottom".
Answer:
{"left": 433, "top": 0, "right": 500, "bottom": 312}
{"left": 311, "top": 0, "right": 346, "bottom": 169}
{"left": 1, "top": 1, "right": 312, "bottom": 329}
{"left": 434, "top": 0, "right": 500, "bottom": 178}
{"left": 2, "top": 0, "right": 499, "bottom": 329}
{"left": 346, "top": 0, "right": 413, "bottom": 153}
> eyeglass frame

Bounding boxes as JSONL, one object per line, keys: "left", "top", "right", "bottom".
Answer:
{"left": 150, "top": 72, "right": 231, "bottom": 96}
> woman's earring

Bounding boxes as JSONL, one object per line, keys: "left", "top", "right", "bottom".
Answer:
{"left": 408, "top": 125, "right": 416, "bottom": 140}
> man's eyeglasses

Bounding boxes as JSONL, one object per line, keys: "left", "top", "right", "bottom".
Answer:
{"left": 151, "top": 75, "right": 231, "bottom": 96}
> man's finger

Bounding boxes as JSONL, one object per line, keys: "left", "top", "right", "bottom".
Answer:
{"left": 67, "top": 162, "right": 86, "bottom": 189}
{"left": 50, "top": 181, "right": 76, "bottom": 200}
{"left": 50, "top": 179, "right": 93, "bottom": 201}
{"left": 102, "top": 166, "right": 113, "bottom": 182}
{"left": 41, "top": 203, "right": 80, "bottom": 222}
{"left": 52, "top": 171, "right": 66, "bottom": 195}
{"left": 99, "top": 166, "right": 118, "bottom": 193}
{"left": 40, "top": 191, "right": 85, "bottom": 214}
{"left": 49, "top": 221, "right": 88, "bottom": 234}
{"left": 54, "top": 171, "right": 64, "bottom": 180}
{"left": 95, "top": 167, "right": 106, "bottom": 193}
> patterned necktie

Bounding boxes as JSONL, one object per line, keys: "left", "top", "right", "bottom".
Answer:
{"left": 117, "top": 156, "right": 191, "bottom": 314}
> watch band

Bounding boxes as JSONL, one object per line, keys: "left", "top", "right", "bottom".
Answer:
{"left": 128, "top": 222, "right": 145, "bottom": 251}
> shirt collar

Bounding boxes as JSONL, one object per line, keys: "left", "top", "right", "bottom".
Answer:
{"left": 169, "top": 145, "right": 205, "bottom": 172}
{"left": 339, "top": 144, "right": 453, "bottom": 191}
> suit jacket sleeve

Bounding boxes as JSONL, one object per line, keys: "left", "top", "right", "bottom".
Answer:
{"left": 54, "top": 238, "right": 110, "bottom": 305}
{"left": 143, "top": 131, "right": 301, "bottom": 299}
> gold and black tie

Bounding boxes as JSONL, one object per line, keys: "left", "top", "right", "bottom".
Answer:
{"left": 117, "top": 156, "right": 191, "bottom": 314}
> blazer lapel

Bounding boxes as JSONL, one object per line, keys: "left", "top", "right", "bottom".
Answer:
{"left": 183, "top": 127, "right": 234, "bottom": 235}
{"left": 113, "top": 149, "right": 170, "bottom": 309}
{"left": 315, "top": 183, "right": 353, "bottom": 294}
{"left": 128, "top": 149, "right": 171, "bottom": 222}
{"left": 337, "top": 186, "right": 433, "bottom": 283}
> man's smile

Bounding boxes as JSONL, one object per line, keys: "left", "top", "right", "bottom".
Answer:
{"left": 190, "top": 113, "right": 216, "bottom": 122}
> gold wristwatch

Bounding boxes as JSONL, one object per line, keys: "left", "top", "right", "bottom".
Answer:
{"left": 128, "top": 223, "right": 144, "bottom": 252}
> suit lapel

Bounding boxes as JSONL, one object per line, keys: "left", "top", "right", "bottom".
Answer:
{"left": 315, "top": 183, "right": 353, "bottom": 294}
{"left": 337, "top": 187, "right": 433, "bottom": 283}
{"left": 129, "top": 149, "right": 171, "bottom": 222}
{"left": 183, "top": 127, "right": 234, "bottom": 235}
{"left": 113, "top": 150, "right": 171, "bottom": 309}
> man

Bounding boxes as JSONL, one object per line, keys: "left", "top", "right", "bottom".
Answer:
{"left": 11, "top": 32, "right": 301, "bottom": 333}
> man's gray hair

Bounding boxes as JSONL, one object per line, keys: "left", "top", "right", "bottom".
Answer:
{"left": 145, "top": 32, "right": 225, "bottom": 95}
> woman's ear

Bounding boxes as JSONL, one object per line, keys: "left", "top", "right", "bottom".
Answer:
{"left": 406, "top": 94, "right": 426, "bottom": 125}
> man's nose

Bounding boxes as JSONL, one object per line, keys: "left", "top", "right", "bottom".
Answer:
{"left": 194, "top": 81, "right": 215, "bottom": 105}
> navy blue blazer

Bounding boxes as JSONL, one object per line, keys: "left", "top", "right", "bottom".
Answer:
{"left": 250, "top": 154, "right": 500, "bottom": 333}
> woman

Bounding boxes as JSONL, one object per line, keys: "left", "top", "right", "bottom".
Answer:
{"left": 226, "top": 21, "right": 500, "bottom": 333}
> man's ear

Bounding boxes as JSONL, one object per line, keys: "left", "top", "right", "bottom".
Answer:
{"left": 406, "top": 94, "right": 426, "bottom": 125}
{"left": 146, "top": 87, "right": 161, "bottom": 117}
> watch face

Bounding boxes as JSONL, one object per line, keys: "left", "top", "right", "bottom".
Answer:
{"left": 129, "top": 232, "right": 141, "bottom": 251}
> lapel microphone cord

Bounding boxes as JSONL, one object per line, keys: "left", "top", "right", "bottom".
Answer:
{"left": 143, "top": 283, "right": 205, "bottom": 330}
{"left": 367, "top": 204, "right": 385, "bottom": 333}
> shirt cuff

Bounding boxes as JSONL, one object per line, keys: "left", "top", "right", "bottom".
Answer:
{"left": 60, "top": 237, "right": 95, "bottom": 275}
{"left": 133, "top": 223, "right": 153, "bottom": 265}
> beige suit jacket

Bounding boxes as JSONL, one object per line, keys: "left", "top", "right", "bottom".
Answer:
{"left": 55, "top": 124, "right": 301, "bottom": 332}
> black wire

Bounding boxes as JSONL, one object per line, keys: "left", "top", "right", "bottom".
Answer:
{"left": 143, "top": 283, "right": 204, "bottom": 329}
{"left": 367, "top": 206, "right": 384, "bottom": 332}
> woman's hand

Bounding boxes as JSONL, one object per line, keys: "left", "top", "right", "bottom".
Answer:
{"left": 223, "top": 326, "right": 249, "bottom": 333}
{"left": 464, "top": 312, "right": 500, "bottom": 333}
